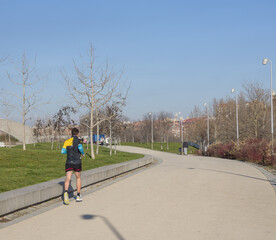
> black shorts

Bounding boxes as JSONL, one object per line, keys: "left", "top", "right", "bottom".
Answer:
{"left": 65, "top": 163, "right": 82, "bottom": 172}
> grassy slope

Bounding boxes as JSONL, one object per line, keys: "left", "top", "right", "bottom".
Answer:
{"left": 0, "top": 143, "right": 143, "bottom": 193}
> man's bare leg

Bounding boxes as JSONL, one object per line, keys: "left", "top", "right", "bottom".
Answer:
{"left": 64, "top": 171, "right": 73, "bottom": 191}
{"left": 75, "top": 171, "right": 81, "bottom": 193}
{"left": 75, "top": 171, "right": 82, "bottom": 202}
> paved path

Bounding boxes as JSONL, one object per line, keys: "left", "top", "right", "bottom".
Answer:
{"left": 1, "top": 146, "right": 276, "bottom": 240}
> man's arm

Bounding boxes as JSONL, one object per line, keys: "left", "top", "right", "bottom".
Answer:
{"left": 78, "top": 144, "right": 85, "bottom": 156}
{"left": 61, "top": 147, "right": 67, "bottom": 154}
{"left": 61, "top": 142, "right": 67, "bottom": 154}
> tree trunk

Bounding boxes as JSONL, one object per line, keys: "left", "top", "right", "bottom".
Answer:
{"left": 23, "top": 78, "right": 26, "bottom": 150}
{"left": 96, "top": 121, "right": 99, "bottom": 155}
{"left": 90, "top": 110, "right": 95, "bottom": 159}
{"left": 87, "top": 124, "right": 89, "bottom": 150}
{"left": 214, "top": 121, "right": 217, "bottom": 143}
{"left": 109, "top": 121, "right": 112, "bottom": 156}
{"left": 51, "top": 136, "right": 54, "bottom": 150}
{"left": 254, "top": 119, "right": 258, "bottom": 138}
{"left": 115, "top": 138, "right": 117, "bottom": 154}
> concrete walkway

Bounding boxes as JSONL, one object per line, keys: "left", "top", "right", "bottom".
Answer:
{"left": 1, "top": 146, "right": 276, "bottom": 240}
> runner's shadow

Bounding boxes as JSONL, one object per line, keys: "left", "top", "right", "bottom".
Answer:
{"left": 81, "top": 214, "right": 125, "bottom": 240}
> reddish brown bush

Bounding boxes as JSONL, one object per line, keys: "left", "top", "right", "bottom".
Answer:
{"left": 204, "top": 138, "right": 272, "bottom": 166}
{"left": 236, "top": 139, "right": 270, "bottom": 165}
{"left": 206, "top": 142, "right": 236, "bottom": 159}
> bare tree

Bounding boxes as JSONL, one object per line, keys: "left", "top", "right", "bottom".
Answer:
{"left": 117, "top": 116, "right": 130, "bottom": 142}
{"left": 33, "top": 118, "right": 44, "bottom": 146}
{"left": 186, "top": 106, "right": 209, "bottom": 148}
{"left": 1, "top": 53, "right": 48, "bottom": 150}
{"left": 156, "top": 112, "right": 173, "bottom": 150}
{"left": 187, "top": 81, "right": 271, "bottom": 148}
{"left": 141, "top": 113, "right": 154, "bottom": 144}
{"left": 213, "top": 98, "right": 236, "bottom": 143}
{"left": 45, "top": 118, "right": 56, "bottom": 150}
{"left": 63, "top": 44, "right": 128, "bottom": 159}
{"left": 103, "top": 104, "right": 123, "bottom": 155}
{"left": 0, "top": 96, "right": 13, "bottom": 145}
{"left": 53, "top": 106, "right": 76, "bottom": 149}
{"left": 242, "top": 81, "right": 270, "bottom": 139}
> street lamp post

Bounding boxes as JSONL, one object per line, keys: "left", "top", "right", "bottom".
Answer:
{"left": 175, "top": 112, "right": 183, "bottom": 155}
{"left": 180, "top": 116, "right": 183, "bottom": 155}
{"left": 149, "top": 112, "right": 153, "bottom": 150}
{"left": 263, "top": 58, "right": 274, "bottom": 163}
{"left": 204, "top": 103, "right": 209, "bottom": 148}
{"left": 231, "top": 89, "right": 239, "bottom": 148}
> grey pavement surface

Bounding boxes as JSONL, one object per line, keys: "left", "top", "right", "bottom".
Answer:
{"left": 1, "top": 146, "right": 276, "bottom": 240}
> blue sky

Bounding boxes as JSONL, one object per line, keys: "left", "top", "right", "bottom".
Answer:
{"left": 0, "top": 0, "right": 275, "bottom": 123}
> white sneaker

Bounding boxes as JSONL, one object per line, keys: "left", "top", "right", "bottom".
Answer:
{"left": 76, "top": 195, "right": 83, "bottom": 202}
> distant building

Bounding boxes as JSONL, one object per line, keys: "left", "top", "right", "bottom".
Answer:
{"left": 171, "top": 117, "right": 197, "bottom": 137}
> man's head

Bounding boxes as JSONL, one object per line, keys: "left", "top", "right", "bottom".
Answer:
{"left": 71, "top": 128, "right": 79, "bottom": 136}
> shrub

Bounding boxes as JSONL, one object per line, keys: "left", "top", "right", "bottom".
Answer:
{"left": 236, "top": 139, "right": 270, "bottom": 165}
{"left": 205, "top": 138, "right": 272, "bottom": 166}
{"left": 206, "top": 142, "right": 236, "bottom": 159}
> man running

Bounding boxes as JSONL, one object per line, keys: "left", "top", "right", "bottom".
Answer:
{"left": 61, "top": 128, "right": 85, "bottom": 205}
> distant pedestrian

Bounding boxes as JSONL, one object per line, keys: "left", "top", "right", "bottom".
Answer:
{"left": 100, "top": 136, "right": 104, "bottom": 145}
{"left": 61, "top": 128, "right": 85, "bottom": 205}
{"left": 183, "top": 142, "right": 188, "bottom": 155}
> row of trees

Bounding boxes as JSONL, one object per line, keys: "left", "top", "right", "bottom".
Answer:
{"left": 185, "top": 82, "right": 273, "bottom": 148}
{"left": 2, "top": 48, "right": 272, "bottom": 162}
{"left": 117, "top": 111, "right": 176, "bottom": 149}
{"left": 0, "top": 44, "right": 128, "bottom": 159}
{"left": 63, "top": 44, "right": 128, "bottom": 158}
{"left": 33, "top": 106, "right": 76, "bottom": 149}
{"left": 116, "top": 81, "right": 274, "bottom": 155}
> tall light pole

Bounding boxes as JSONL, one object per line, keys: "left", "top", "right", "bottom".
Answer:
{"left": 263, "top": 58, "right": 274, "bottom": 163}
{"left": 149, "top": 112, "right": 153, "bottom": 150}
{"left": 176, "top": 112, "right": 183, "bottom": 155}
{"left": 231, "top": 89, "right": 239, "bottom": 148}
{"left": 86, "top": 118, "right": 89, "bottom": 150}
{"left": 204, "top": 103, "right": 209, "bottom": 148}
{"left": 180, "top": 117, "right": 183, "bottom": 144}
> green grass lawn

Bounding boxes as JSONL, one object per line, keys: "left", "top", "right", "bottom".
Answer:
{"left": 121, "top": 142, "right": 197, "bottom": 154}
{"left": 0, "top": 143, "right": 143, "bottom": 193}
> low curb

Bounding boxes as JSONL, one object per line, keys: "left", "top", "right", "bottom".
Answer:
{"left": 0, "top": 155, "right": 153, "bottom": 217}
{"left": 246, "top": 163, "right": 276, "bottom": 194}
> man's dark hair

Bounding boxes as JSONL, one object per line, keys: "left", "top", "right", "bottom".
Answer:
{"left": 71, "top": 128, "right": 79, "bottom": 136}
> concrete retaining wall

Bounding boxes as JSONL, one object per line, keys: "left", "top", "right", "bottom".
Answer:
{"left": 0, "top": 155, "right": 153, "bottom": 216}
{"left": 0, "top": 119, "right": 35, "bottom": 144}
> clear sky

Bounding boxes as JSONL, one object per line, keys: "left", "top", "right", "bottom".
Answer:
{"left": 0, "top": 0, "right": 275, "bottom": 123}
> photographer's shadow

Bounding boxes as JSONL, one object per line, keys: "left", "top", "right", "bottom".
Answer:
{"left": 81, "top": 214, "right": 125, "bottom": 240}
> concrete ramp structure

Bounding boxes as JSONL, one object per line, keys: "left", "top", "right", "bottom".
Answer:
{"left": 0, "top": 119, "right": 35, "bottom": 144}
